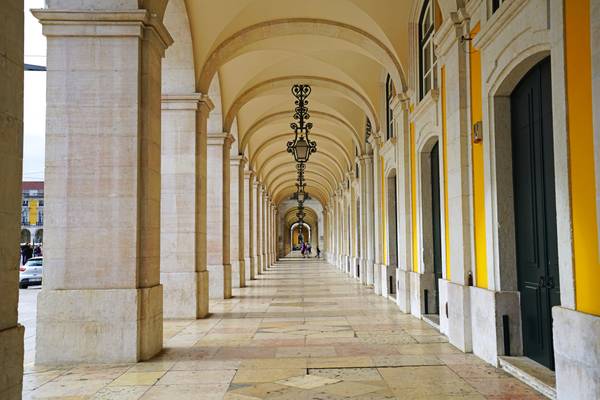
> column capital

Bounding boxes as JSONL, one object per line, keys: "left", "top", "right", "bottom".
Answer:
{"left": 245, "top": 169, "right": 255, "bottom": 180}
{"left": 32, "top": 9, "right": 173, "bottom": 49}
{"left": 367, "top": 134, "right": 382, "bottom": 148}
{"left": 230, "top": 155, "right": 246, "bottom": 167}
{"left": 161, "top": 93, "right": 203, "bottom": 110}
{"left": 198, "top": 95, "right": 215, "bottom": 115}
{"left": 207, "top": 132, "right": 235, "bottom": 147}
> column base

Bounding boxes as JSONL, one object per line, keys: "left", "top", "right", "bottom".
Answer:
{"left": 553, "top": 307, "right": 600, "bottom": 399}
{"left": 366, "top": 258, "right": 374, "bottom": 286}
{"left": 161, "top": 270, "right": 209, "bottom": 319}
{"left": 373, "top": 263, "right": 383, "bottom": 295}
{"left": 446, "top": 281, "right": 472, "bottom": 352}
{"left": 351, "top": 256, "right": 359, "bottom": 279}
{"left": 470, "top": 287, "right": 521, "bottom": 365}
{"left": 380, "top": 264, "right": 389, "bottom": 296}
{"left": 359, "top": 258, "right": 368, "bottom": 284}
{"left": 261, "top": 254, "right": 267, "bottom": 271}
{"left": 231, "top": 260, "right": 239, "bottom": 288}
{"left": 245, "top": 257, "right": 253, "bottom": 281}
{"left": 36, "top": 286, "right": 163, "bottom": 364}
{"left": 396, "top": 269, "right": 411, "bottom": 313}
{"left": 238, "top": 259, "right": 246, "bottom": 288}
{"left": 409, "top": 271, "right": 436, "bottom": 317}
{"left": 208, "top": 264, "right": 232, "bottom": 299}
{"left": 254, "top": 255, "right": 261, "bottom": 275}
{"left": 0, "top": 325, "right": 24, "bottom": 399}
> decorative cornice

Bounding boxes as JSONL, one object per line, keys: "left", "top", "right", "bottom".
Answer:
{"left": 32, "top": 9, "right": 173, "bottom": 49}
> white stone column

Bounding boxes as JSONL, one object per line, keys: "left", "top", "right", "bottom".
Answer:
{"left": 244, "top": 170, "right": 254, "bottom": 281}
{"left": 261, "top": 192, "right": 269, "bottom": 271}
{"left": 0, "top": 0, "right": 24, "bottom": 396}
{"left": 360, "top": 154, "right": 374, "bottom": 285}
{"left": 255, "top": 182, "right": 263, "bottom": 275}
{"left": 160, "top": 94, "right": 211, "bottom": 319}
{"left": 370, "top": 136, "right": 383, "bottom": 295}
{"left": 337, "top": 188, "right": 344, "bottom": 270}
{"left": 206, "top": 133, "right": 234, "bottom": 299}
{"left": 34, "top": 9, "right": 172, "bottom": 363}
{"left": 230, "top": 155, "right": 245, "bottom": 288}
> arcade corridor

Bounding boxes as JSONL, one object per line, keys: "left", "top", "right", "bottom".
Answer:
{"left": 22, "top": 259, "right": 542, "bottom": 399}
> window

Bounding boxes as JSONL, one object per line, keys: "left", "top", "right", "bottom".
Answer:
{"left": 365, "top": 117, "right": 372, "bottom": 141}
{"left": 355, "top": 163, "right": 360, "bottom": 178}
{"left": 491, "top": 0, "right": 506, "bottom": 13}
{"left": 419, "top": 0, "right": 437, "bottom": 100}
{"left": 385, "top": 74, "right": 395, "bottom": 140}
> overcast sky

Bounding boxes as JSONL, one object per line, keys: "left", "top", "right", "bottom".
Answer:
{"left": 23, "top": 0, "right": 47, "bottom": 181}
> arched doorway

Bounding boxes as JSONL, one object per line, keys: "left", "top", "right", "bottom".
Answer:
{"left": 291, "top": 223, "right": 310, "bottom": 250}
{"left": 20, "top": 229, "right": 31, "bottom": 244}
{"left": 430, "top": 142, "right": 442, "bottom": 314}
{"left": 34, "top": 229, "right": 43, "bottom": 245}
{"left": 386, "top": 170, "right": 398, "bottom": 295}
{"left": 511, "top": 57, "right": 559, "bottom": 370}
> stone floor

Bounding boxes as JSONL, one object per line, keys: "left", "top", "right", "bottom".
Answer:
{"left": 22, "top": 258, "right": 546, "bottom": 399}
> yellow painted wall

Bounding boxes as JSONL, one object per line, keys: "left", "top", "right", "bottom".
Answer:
{"left": 381, "top": 156, "right": 387, "bottom": 263}
{"left": 469, "top": 24, "right": 488, "bottom": 289}
{"left": 565, "top": 0, "right": 600, "bottom": 316}
{"left": 440, "top": 67, "right": 451, "bottom": 281}
{"left": 410, "top": 119, "right": 419, "bottom": 272}
{"left": 29, "top": 200, "right": 38, "bottom": 226}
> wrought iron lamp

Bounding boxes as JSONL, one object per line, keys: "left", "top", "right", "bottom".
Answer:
{"left": 287, "top": 84, "right": 317, "bottom": 163}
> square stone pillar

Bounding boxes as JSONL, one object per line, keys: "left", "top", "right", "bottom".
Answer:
{"left": 207, "top": 133, "right": 234, "bottom": 299}
{"left": 360, "top": 154, "right": 375, "bottom": 286}
{"left": 244, "top": 171, "right": 255, "bottom": 280}
{"left": 260, "top": 187, "right": 267, "bottom": 272}
{"left": 253, "top": 181, "right": 262, "bottom": 276}
{"left": 160, "top": 94, "right": 211, "bottom": 319}
{"left": 369, "top": 136, "right": 384, "bottom": 295}
{"left": 33, "top": 9, "right": 172, "bottom": 364}
{"left": 0, "top": 0, "right": 24, "bottom": 397}
{"left": 230, "top": 155, "right": 246, "bottom": 288}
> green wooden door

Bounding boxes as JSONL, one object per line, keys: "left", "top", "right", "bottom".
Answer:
{"left": 511, "top": 57, "right": 560, "bottom": 370}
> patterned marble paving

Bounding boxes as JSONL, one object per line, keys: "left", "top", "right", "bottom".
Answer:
{"left": 22, "top": 259, "right": 546, "bottom": 399}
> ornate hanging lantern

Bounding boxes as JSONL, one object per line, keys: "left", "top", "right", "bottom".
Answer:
{"left": 287, "top": 84, "right": 317, "bottom": 163}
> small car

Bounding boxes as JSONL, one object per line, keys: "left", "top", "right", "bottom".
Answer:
{"left": 19, "top": 257, "right": 43, "bottom": 289}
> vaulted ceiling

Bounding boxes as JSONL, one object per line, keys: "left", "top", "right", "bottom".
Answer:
{"left": 163, "top": 0, "right": 418, "bottom": 207}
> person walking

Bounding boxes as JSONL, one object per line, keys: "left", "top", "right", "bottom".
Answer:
{"left": 300, "top": 242, "right": 306, "bottom": 258}
{"left": 307, "top": 243, "right": 312, "bottom": 257}
{"left": 316, "top": 246, "right": 321, "bottom": 258}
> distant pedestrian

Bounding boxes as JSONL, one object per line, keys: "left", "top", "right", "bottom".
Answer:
{"left": 316, "top": 246, "right": 321, "bottom": 258}
{"left": 307, "top": 243, "right": 312, "bottom": 257}
{"left": 300, "top": 242, "right": 306, "bottom": 258}
{"left": 34, "top": 245, "right": 42, "bottom": 257}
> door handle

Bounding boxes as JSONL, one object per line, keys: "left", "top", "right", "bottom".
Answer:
{"left": 546, "top": 277, "right": 554, "bottom": 289}
{"left": 538, "top": 276, "right": 545, "bottom": 288}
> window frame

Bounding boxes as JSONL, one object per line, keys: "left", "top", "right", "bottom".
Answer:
{"left": 418, "top": 0, "right": 436, "bottom": 100}
{"left": 385, "top": 74, "right": 395, "bottom": 140}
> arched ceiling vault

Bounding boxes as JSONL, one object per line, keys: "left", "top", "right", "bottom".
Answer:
{"left": 168, "top": 0, "right": 417, "bottom": 208}
{"left": 263, "top": 161, "right": 339, "bottom": 190}
{"left": 284, "top": 206, "right": 318, "bottom": 227}
{"left": 249, "top": 132, "right": 352, "bottom": 170}
{"left": 240, "top": 111, "right": 360, "bottom": 154}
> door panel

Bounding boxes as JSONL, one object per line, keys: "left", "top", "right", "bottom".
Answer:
{"left": 430, "top": 142, "right": 441, "bottom": 313}
{"left": 511, "top": 57, "right": 560, "bottom": 370}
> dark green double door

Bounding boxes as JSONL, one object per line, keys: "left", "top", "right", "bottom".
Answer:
{"left": 511, "top": 57, "right": 560, "bottom": 370}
